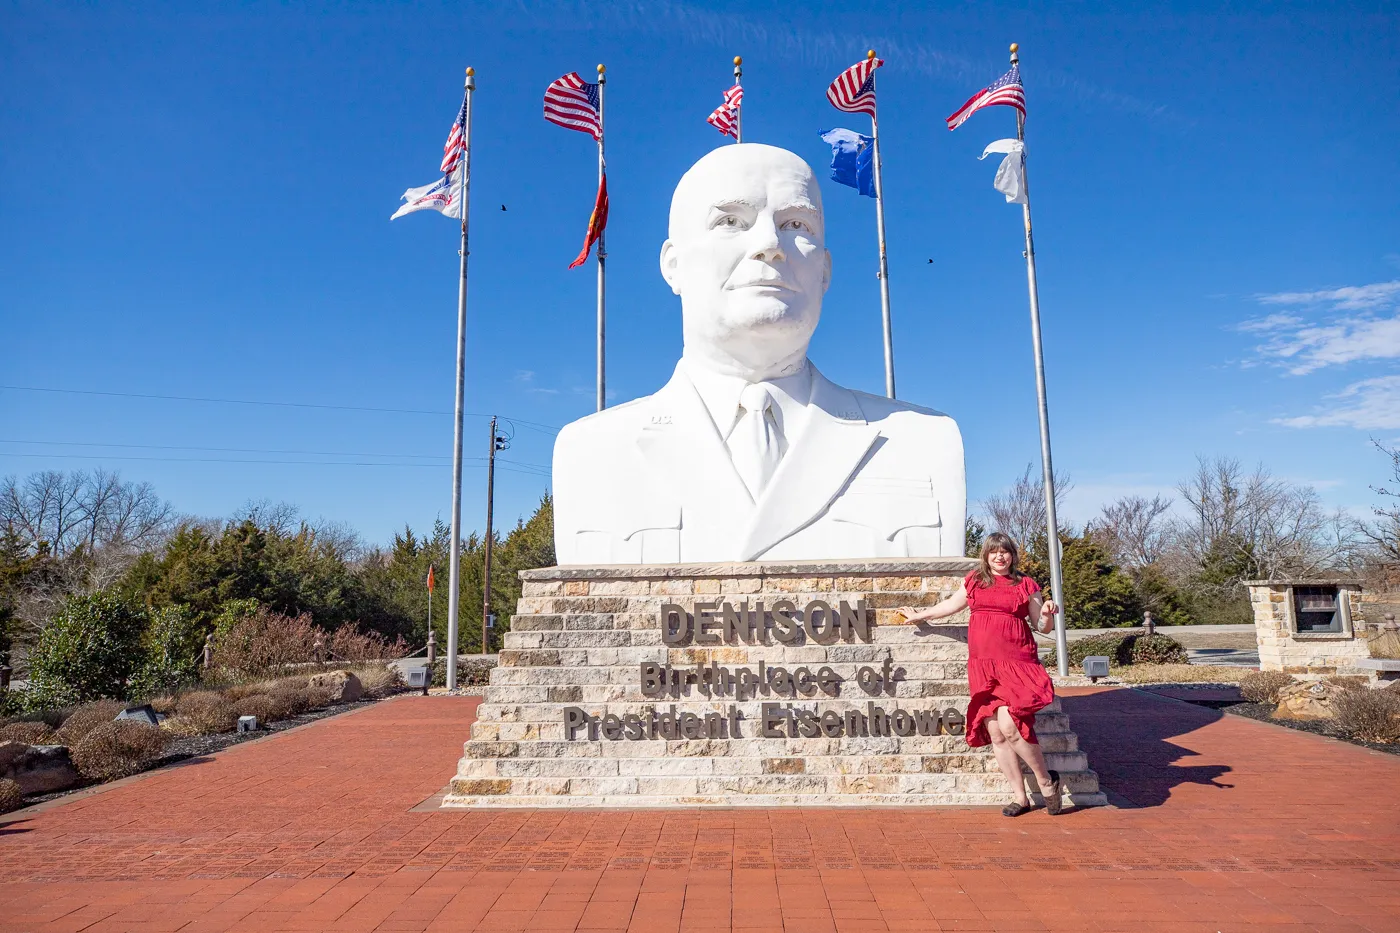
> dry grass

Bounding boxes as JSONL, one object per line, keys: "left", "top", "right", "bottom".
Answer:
{"left": 71, "top": 721, "right": 169, "bottom": 781}
{"left": 1113, "top": 664, "right": 1251, "bottom": 684}
{"left": 1368, "top": 630, "right": 1400, "bottom": 660}
{"left": 1240, "top": 671, "right": 1296, "bottom": 704}
{"left": 350, "top": 664, "right": 402, "bottom": 699}
{"left": 0, "top": 721, "right": 57, "bottom": 745}
{"left": 264, "top": 687, "right": 310, "bottom": 720}
{"left": 0, "top": 778, "right": 21, "bottom": 814}
{"left": 304, "top": 685, "right": 337, "bottom": 709}
{"left": 1167, "top": 631, "right": 1259, "bottom": 650}
{"left": 53, "top": 700, "right": 127, "bottom": 746}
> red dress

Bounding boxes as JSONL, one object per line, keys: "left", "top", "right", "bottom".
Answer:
{"left": 963, "top": 570, "right": 1054, "bottom": 747}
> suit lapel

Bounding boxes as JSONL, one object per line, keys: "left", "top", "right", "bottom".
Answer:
{"left": 737, "top": 365, "right": 880, "bottom": 560}
{"left": 636, "top": 365, "right": 754, "bottom": 532}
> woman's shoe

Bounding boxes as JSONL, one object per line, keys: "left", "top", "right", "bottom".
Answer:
{"left": 1041, "top": 770, "right": 1063, "bottom": 815}
{"left": 1002, "top": 801, "right": 1031, "bottom": 817}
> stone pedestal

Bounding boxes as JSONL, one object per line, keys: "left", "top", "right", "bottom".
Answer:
{"left": 444, "top": 559, "right": 1106, "bottom": 808}
{"left": 1246, "top": 579, "right": 1370, "bottom": 678}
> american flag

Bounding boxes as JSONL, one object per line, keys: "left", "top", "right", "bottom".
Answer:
{"left": 706, "top": 84, "right": 743, "bottom": 138}
{"left": 827, "top": 57, "right": 884, "bottom": 117}
{"left": 440, "top": 91, "right": 469, "bottom": 175}
{"left": 544, "top": 72, "right": 602, "bottom": 140}
{"left": 946, "top": 65, "right": 1025, "bottom": 131}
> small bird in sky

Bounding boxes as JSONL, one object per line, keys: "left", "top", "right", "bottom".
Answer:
{"left": 927, "top": 259, "right": 933, "bottom": 264}
{"left": 500, "top": 204, "right": 507, "bottom": 211}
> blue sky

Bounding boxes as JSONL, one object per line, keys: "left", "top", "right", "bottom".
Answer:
{"left": 3, "top": 1, "right": 1398, "bottom": 546}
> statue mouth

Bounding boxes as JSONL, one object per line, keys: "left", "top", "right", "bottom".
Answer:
{"left": 727, "top": 278, "right": 795, "bottom": 292}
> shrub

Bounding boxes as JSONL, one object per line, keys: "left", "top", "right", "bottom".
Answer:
{"left": 1332, "top": 687, "right": 1400, "bottom": 744}
{"left": 54, "top": 700, "right": 127, "bottom": 746}
{"left": 1240, "top": 671, "right": 1296, "bottom": 704}
{"left": 71, "top": 721, "right": 168, "bottom": 781}
{"left": 23, "top": 592, "right": 146, "bottom": 710}
{"left": 233, "top": 695, "right": 277, "bottom": 724}
{"left": 128, "top": 606, "right": 204, "bottom": 700}
{"left": 304, "top": 685, "right": 337, "bottom": 709}
{"left": 0, "top": 778, "right": 21, "bottom": 814}
{"left": 354, "top": 664, "right": 403, "bottom": 698}
{"left": 209, "top": 607, "right": 318, "bottom": 678}
{"left": 1129, "top": 633, "right": 1189, "bottom": 665}
{"left": 147, "top": 695, "right": 178, "bottom": 715}
{"left": 0, "top": 721, "right": 57, "bottom": 744}
{"left": 173, "top": 691, "right": 238, "bottom": 734}
{"left": 264, "top": 687, "right": 310, "bottom": 720}
{"left": 328, "top": 625, "right": 409, "bottom": 663}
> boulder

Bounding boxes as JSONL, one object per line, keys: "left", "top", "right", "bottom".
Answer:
{"left": 0, "top": 740, "right": 28, "bottom": 774}
{"left": 2, "top": 743, "right": 80, "bottom": 795}
{"left": 1275, "top": 681, "right": 1340, "bottom": 720}
{"left": 307, "top": 670, "right": 363, "bottom": 703}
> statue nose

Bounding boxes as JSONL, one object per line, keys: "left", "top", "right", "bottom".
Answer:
{"left": 748, "top": 222, "right": 785, "bottom": 263}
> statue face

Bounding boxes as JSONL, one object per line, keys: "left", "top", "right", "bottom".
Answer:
{"left": 661, "top": 144, "right": 831, "bottom": 376}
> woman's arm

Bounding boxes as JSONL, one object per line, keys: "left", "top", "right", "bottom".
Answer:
{"left": 898, "top": 584, "right": 968, "bottom": 624}
{"left": 1028, "top": 591, "right": 1060, "bottom": 634}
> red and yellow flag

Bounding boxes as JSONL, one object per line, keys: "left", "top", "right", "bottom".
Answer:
{"left": 569, "top": 173, "right": 609, "bottom": 269}
{"left": 427, "top": 565, "right": 435, "bottom": 593}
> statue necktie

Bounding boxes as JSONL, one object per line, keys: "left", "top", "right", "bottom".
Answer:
{"left": 730, "top": 383, "right": 781, "bottom": 500}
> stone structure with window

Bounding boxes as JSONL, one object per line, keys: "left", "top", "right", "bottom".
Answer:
{"left": 1245, "top": 578, "right": 1370, "bottom": 678}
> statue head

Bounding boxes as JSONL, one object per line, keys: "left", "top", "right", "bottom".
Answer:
{"left": 660, "top": 143, "right": 831, "bottom": 380}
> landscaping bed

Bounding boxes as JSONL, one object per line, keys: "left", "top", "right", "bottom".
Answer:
{"left": 14, "top": 694, "right": 389, "bottom": 808}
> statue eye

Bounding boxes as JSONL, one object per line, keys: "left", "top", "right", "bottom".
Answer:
{"left": 714, "top": 215, "right": 742, "bottom": 228}
{"left": 782, "top": 219, "right": 811, "bottom": 233}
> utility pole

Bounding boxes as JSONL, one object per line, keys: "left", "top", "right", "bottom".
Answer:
{"left": 481, "top": 417, "right": 507, "bottom": 654}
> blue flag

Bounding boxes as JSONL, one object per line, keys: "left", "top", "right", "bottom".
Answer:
{"left": 819, "top": 128, "right": 876, "bottom": 198}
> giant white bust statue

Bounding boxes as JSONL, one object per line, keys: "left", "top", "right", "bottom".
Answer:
{"left": 552, "top": 143, "right": 965, "bottom": 564}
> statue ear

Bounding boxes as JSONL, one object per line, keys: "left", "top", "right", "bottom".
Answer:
{"left": 659, "top": 239, "right": 681, "bottom": 295}
{"left": 822, "top": 248, "right": 832, "bottom": 294}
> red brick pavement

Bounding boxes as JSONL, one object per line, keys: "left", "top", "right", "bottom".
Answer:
{"left": 2, "top": 688, "right": 1399, "bottom": 932}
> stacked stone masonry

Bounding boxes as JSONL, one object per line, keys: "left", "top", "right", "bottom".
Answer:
{"left": 444, "top": 559, "right": 1107, "bottom": 808}
{"left": 1248, "top": 581, "right": 1370, "bottom": 678}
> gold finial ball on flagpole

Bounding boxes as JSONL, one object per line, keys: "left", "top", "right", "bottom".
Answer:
{"left": 734, "top": 56, "right": 742, "bottom": 66}
{"left": 1009, "top": 43, "right": 1019, "bottom": 53}
{"left": 597, "top": 64, "right": 606, "bottom": 74}
{"left": 867, "top": 49, "right": 876, "bottom": 59}
{"left": 465, "top": 66, "right": 475, "bottom": 76}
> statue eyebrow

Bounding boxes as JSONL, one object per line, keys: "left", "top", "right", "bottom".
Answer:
{"left": 774, "top": 201, "right": 819, "bottom": 214}
{"left": 708, "top": 198, "right": 762, "bottom": 212}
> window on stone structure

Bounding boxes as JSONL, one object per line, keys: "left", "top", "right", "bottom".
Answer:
{"left": 1293, "top": 586, "right": 1341, "bottom": 633}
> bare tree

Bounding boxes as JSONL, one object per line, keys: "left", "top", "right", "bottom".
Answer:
{"left": 1362, "top": 439, "right": 1400, "bottom": 566}
{"left": 981, "top": 463, "right": 1074, "bottom": 550}
{"left": 1086, "top": 494, "right": 1174, "bottom": 571}
{"left": 1171, "top": 456, "right": 1342, "bottom": 582}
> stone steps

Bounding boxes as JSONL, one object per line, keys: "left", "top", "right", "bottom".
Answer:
{"left": 443, "top": 560, "right": 1108, "bottom": 809}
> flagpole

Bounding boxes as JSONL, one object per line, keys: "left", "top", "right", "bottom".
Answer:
{"left": 867, "top": 50, "right": 896, "bottom": 399}
{"left": 595, "top": 63, "right": 607, "bottom": 413}
{"left": 445, "top": 67, "right": 475, "bottom": 690}
{"left": 1009, "top": 43, "right": 1068, "bottom": 676}
{"left": 733, "top": 56, "right": 743, "bottom": 143}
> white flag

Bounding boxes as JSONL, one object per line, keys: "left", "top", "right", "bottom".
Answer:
{"left": 390, "top": 165, "right": 464, "bottom": 221}
{"left": 978, "top": 139, "right": 1026, "bottom": 204}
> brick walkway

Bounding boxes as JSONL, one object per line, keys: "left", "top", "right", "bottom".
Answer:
{"left": 2, "top": 688, "right": 1398, "bottom": 932}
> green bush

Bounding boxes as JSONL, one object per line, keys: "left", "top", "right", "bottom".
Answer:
{"left": 1240, "top": 671, "right": 1295, "bottom": 704}
{"left": 71, "top": 721, "right": 168, "bottom": 781}
{"left": 1044, "top": 631, "right": 1187, "bottom": 669}
{"left": 129, "top": 606, "right": 204, "bottom": 700}
{"left": 24, "top": 592, "right": 146, "bottom": 710}
{"left": 1129, "top": 633, "right": 1189, "bottom": 665}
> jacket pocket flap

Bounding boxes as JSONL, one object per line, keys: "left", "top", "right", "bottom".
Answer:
{"left": 827, "top": 494, "right": 941, "bottom": 541}
{"left": 574, "top": 501, "right": 682, "bottom": 540}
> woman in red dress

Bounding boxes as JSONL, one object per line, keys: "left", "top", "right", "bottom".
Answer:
{"left": 900, "top": 532, "right": 1063, "bottom": 816}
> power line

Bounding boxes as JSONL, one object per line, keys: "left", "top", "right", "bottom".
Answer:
{"left": 0, "top": 384, "right": 562, "bottom": 436}
{"left": 0, "top": 450, "right": 553, "bottom": 477}
{"left": 0, "top": 438, "right": 451, "bottom": 460}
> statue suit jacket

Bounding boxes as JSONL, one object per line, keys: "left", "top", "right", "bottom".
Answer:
{"left": 552, "top": 361, "right": 965, "bottom": 564}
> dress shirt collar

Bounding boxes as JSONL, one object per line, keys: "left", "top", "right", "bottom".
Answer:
{"left": 679, "top": 357, "right": 813, "bottom": 444}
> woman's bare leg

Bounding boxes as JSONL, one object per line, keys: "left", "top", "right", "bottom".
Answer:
{"left": 985, "top": 713, "right": 1029, "bottom": 807}
{"left": 995, "top": 706, "right": 1054, "bottom": 794}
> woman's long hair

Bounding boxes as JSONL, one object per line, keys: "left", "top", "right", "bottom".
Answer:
{"left": 976, "top": 532, "right": 1024, "bottom": 587}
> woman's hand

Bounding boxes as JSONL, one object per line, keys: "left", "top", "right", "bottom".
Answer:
{"left": 1041, "top": 599, "right": 1059, "bottom": 618}
{"left": 898, "top": 606, "right": 931, "bottom": 623}
{"left": 1033, "top": 598, "right": 1059, "bottom": 634}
